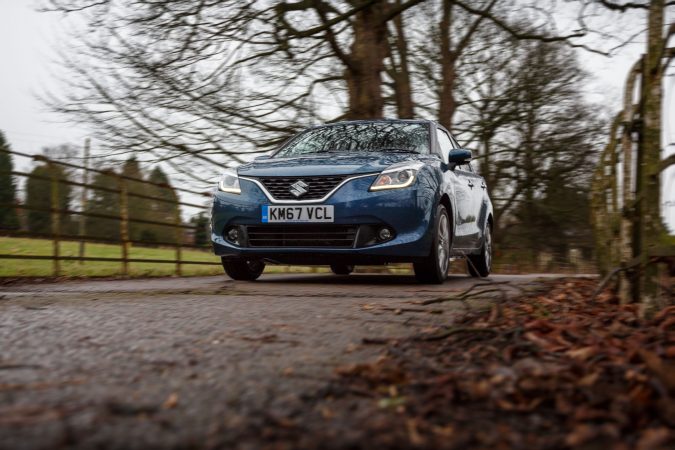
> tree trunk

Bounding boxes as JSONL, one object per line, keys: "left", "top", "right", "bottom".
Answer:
{"left": 618, "top": 59, "right": 642, "bottom": 304}
{"left": 391, "top": 2, "right": 414, "bottom": 118}
{"left": 344, "top": 8, "right": 389, "bottom": 119}
{"left": 480, "top": 131, "right": 493, "bottom": 186}
{"left": 438, "top": 0, "right": 457, "bottom": 131}
{"left": 638, "top": 0, "right": 665, "bottom": 316}
{"left": 608, "top": 114, "right": 622, "bottom": 270}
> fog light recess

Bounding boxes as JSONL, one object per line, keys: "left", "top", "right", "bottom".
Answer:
{"left": 378, "top": 227, "right": 393, "bottom": 242}
{"left": 226, "top": 227, "right": 240, "bottom": 244}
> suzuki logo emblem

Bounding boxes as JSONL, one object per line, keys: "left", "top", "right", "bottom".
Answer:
{"left": 289, "top": 180, "right": 309, "bottom": 198}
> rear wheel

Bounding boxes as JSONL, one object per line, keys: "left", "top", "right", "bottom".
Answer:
{"left": 413, "top": 205, "right": 450, "bottom": 284}
{"left": 221, "top": 258, "right": 265, "bottom": 281}
{"left": 330, "top": 264, "right": 354, "bottom": 275}
{"left": 468, "top": 224, "right": 492, "bottom": 277}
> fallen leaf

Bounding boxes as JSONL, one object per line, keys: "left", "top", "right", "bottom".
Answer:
{"left": 566, "top": 346, "right": 597, "bottom": 361}
{"left": 636, "top": 428, "right": 671, "bottom": 450}
{"left": 639, "top": 349, "right": 675, "bottom": 392}
{"left": 565, "top": 424, "right": 597, "bottom": 447}
{"left": 578, "top": 371, "right": 600, "bottom": 387}
{"left": 406, "top": 419, "right": 424, "bottom": 446}
{"left": 378, "top": 397, "right": 407, "bottom": 409}
{"left": 320, "top": 407, "right": 334, "bottom": 419}
{"left": 162, "top": 393, "right": 178, "bottom": 409}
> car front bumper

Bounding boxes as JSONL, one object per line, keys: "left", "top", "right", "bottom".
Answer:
{"left": 211, "top": 175, "right": 437, "bottom": 263}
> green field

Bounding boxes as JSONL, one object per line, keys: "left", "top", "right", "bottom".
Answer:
{"left": 0, "top": 237, "right": 225, "bottom": 278}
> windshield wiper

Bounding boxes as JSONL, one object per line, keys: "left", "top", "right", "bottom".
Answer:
{"left": 314, "top": 148, "right": 418, "bottom": 154}
{"left": 375, "top": 148, "right": 418, "bottom": 153}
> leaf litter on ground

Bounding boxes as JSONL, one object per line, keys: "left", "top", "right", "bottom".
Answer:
{"left": 330, "top": 278, "right": 675, "bottom": 449}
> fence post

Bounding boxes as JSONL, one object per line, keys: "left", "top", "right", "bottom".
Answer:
{"left": 119, "top": 177, "right": 130, "bottom": 276}
{"left": 174, "top": 208, "right": 182, "bottom": 276}
{"left": 619, "top": 58, "right": 642, "bottom": 304}
{"left": 49, "top": 163, "right": 60, "bottom": 277}
{"left": 78, "top": 138, "right": 90, "bottom": 264}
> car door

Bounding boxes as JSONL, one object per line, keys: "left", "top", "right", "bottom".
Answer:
{"left": 435, "top": 128, "right": 472, "bottom": 249}
{"left": 458, "top": 161, "right": 485, "bottom": 249}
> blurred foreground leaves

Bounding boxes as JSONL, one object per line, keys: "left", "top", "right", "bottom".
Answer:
{"left": 332, "top": 279, "right": 675, "bottom": 449}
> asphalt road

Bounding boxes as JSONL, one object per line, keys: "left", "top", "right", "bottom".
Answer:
{"left": 0, "top": 273, "right": 572, "bottom": 449}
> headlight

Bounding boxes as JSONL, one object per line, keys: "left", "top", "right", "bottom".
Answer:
{"left": 218, "top": 169, "right": 241, "bottom": 194}
{"left": 370, "top": 162, "right": 423, "bottom": 191}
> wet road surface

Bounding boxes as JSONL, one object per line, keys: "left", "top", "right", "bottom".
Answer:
{"left": 0, "top": 273, "right": 573, "bottom": 449}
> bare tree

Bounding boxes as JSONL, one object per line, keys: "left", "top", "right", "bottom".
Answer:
{"left": 41, "top": 0, "right": 640, "bottom": 181}
{"left": 452, "top": 27, "right": 606, "bottom": 263}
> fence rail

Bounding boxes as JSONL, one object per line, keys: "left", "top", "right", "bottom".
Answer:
{"left": 0, "top": 147, "right": 220, "bottom": 277}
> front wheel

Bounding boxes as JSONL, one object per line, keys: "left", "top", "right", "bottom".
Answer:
{"left": 413, "top": 205, "right": 450, "bottom": 284}
{"left": 468, "top": 224, "right": 492, "bottom": 277}
{"left": 330, "top": 264, "right": 354, "bottom": 275}
{"left": 221, "top": 258, "right": 265, "bottom": 281}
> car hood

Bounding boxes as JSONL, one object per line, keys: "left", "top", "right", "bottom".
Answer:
{"left": 237, "top": 153, "right": 421, "bottom": 177}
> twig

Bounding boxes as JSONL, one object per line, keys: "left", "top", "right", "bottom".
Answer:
{"left": 419, "top": 281, "right": 512, "bottom": 306}
{"left": 362, "top": 327, "right": 498, "bottom": 344}
{"left": 591, "top": 259, "right": 643, "bottom": 299}
{"left": 0, "top": 364, "right": 42, "bottom": 371}
{"left": 362, "top": 337, "right": 398, "bottom": 345}
{"left": 412, "top": 327, "right": 498, "bottom": 342}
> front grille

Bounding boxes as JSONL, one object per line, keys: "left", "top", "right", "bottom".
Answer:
{"left": 255, "top": 175, "right": 347, "bottom": 200}
{"left": 246, "top": 225, "right": 357, "bottom": 248}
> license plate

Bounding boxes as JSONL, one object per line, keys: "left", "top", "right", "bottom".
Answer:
{"left": 262, "top": 205, "right": 334, "bottom": 223}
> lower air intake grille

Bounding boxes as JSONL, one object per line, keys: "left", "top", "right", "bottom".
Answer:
{"left": 246, "top": 225, "right": 357, "bottom": 248}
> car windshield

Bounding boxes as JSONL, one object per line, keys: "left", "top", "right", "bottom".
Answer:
{"left": 275, "top": 122, "right": 430, "bottom": 158}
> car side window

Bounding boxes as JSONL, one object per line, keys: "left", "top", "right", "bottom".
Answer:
{"left": 435, "top": 129, "right": 453, "bottom": 164}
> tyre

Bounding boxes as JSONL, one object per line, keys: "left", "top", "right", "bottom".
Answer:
{"left": 221, "top": 258, "right": 265, "bottom": 281}
{"left": 413, "top": 205, "right": 450, "bottom": 284}
{"left": 468, "top": 223, "right": 492, "bottom": 277}
{"left": 330, "top": 264, "right": 354, "bottom": 275}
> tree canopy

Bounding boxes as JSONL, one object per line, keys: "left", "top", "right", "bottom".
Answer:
{"left": 40, "top": 0, "right": 639, "bottom": 181}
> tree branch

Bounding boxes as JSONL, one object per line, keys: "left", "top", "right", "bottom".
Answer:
{"left": 381, "top": 0, "right": 427, "bottom": 23}
{"left": 314, "top": 1, "right": 353, "bottom": 68}
{"left": 594, "top": 0, "right": 675, "bottom": 12}
{"left": 452, "top": 0, "right": 610, "bottom": 56}
{"left": 659, "top": 153, "right": 675, "bottom": 173}
{"left": 454, "top": 0, "right": 498, "bottom": 56}
{"left": 275, "top": 0, "right": 376, "bottom": 39}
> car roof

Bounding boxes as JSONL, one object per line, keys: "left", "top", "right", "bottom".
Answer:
{"left": 308, "top": 118, "right": 435, "bottom": 130}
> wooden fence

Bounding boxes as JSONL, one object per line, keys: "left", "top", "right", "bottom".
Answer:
{"left": 590, "top": 15, "right": 675, "bottom": 309}
{"left": 0, "top": 147, "right": 220, "bottom": 277}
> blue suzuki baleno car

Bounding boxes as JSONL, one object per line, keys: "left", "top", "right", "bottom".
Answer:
{"left": 211, "top": 119, "right": 493, "bottom": 283}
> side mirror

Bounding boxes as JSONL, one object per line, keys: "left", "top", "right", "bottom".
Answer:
{"left": 448, "top": 148, "right": 472, "bottom": 164}
{"left": 254, "top": 155, "right": 272, "bottom": 161}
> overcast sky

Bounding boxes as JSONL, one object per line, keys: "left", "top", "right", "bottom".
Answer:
{"left": 0, "top": 2, "right": 86, "bottom": 154}
{"left": 0, "top": 1, "right": 673, "bottom": 229}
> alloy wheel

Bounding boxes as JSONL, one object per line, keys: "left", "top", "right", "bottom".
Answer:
{"left": 484, "top": 227, "right": 492, "bottom": 272}
{"left": 437, "top": 213, "right": 450, "bottom": 274}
